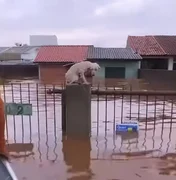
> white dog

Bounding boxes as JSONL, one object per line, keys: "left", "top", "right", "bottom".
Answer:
{"left": 65, "top": 61, "right": 100, "bottom": 85}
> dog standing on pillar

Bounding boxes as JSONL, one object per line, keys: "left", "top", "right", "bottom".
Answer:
{"left": 65, "top": 61, "right": 100, "bottom": 85}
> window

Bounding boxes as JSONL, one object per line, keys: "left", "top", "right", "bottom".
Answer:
{"left": 105, "top": 67, "right": 125, "bottom": 79}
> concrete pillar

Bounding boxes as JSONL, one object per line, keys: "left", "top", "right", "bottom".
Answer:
{"left": 65, "top": 84, "right": 91, "bottom": 137}
{"left": 168, "top": 57, "right": 174, "bottom": 70}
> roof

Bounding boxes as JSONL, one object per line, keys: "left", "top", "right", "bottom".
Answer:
{"left": 0, "top": 60, "right": 36, "bottom": 65}
{"left": 154, "top": 36, "right": 176, "bottom": 55}
{"left": 127, "top": 35, "right": 176, "bottom": 56}
{"left": 0, "top": 47, "right": 10, "bottom": 53}
{"left": 127, "top": 36, "right": 166, "bottom": 56}
{"left": 87, "top": 47, "right": 142, "bottom": 60}
{"left": 34, "top": 45, "right": 91, "bottom": 63}
{"left": 3, "top": 46, "right": 38, "bottom": 54}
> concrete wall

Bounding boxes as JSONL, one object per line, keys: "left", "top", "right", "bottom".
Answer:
{"left": 64, "top": 85, "right": 91, "bottom": 137}
{"left": 139, "top": 69, "right": 176, "bottom": 90}
{"left": 94, "top": 60, "right": 140, "bottom": 79}
{"left": 0, "top": 65, "right": 38, "bottom": 78}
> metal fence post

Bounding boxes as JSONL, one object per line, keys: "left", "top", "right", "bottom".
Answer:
{"left": 61, "top": 90, "right": 66, "bottom": 135}
{"left": 64, "top": 84, "right": 91, "bottom": 137}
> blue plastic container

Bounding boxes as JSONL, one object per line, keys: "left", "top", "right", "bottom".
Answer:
{"left": 116, "top": 121, "right": 139, "bottom": 132}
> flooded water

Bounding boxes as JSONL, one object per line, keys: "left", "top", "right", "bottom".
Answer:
{"left": 1, "top": 79, "right": 176, "bottom": 180}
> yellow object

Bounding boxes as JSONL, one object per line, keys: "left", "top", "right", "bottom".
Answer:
{"left": 128, "top": 128, "right": 133, "bottom": 132}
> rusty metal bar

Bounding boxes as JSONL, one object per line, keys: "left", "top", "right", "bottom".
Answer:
{"left": 47, "top": 88, "right": 176, "bottom": 96}
{"left": 27, "top": 83, "right": 32, "bottom": 143}
{"left": 3, "top": 83, "right": 8, "bottom": 141}
{"left": 61, "top": 90, "right": 66, "bottom": 134}
{"left": 19, "top": 83, "right": 24, "bottom": 143}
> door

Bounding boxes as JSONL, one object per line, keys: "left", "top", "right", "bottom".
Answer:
{"left": 105, "top": 67, "right": 125, "bottom": 78}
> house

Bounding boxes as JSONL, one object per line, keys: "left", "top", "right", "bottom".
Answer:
{"left": 34, "top": 45, "right": 91, "bottom": 83}
{"left": 0, "top": 46, "right": 39, "bottom": 78}
{"left": 127, "top": 35, "right": 176, "bottom": 90}
{"left": 34, "top": 45, "right": 143, "bottom": 86}
{"left": 0, "top": 45, "right": 39, "bottom": 63}
{"left": 126, "top": 35, "right": 176, "bottom": 70}
{"left": 21, "top": 46, "right": 40, "bottom": 62}
{"left": 87, "top": 47, "right": 142, "bottom": 80}
{"left": 0, "top": 47, "right": 9, "bottom": 54}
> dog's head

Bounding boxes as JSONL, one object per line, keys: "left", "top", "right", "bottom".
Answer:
{"left": 91, "top": 63, "right": 100, "bottom": 71}
{"left": 87, "top": 63, "right": 100, "bottom": 76}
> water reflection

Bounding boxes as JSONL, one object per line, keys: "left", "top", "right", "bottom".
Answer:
{"left": 62, "top": 136, "right": 93, "bottom": 180}
{"left": 2, "top": 81, "right": 176, "bottom": 178}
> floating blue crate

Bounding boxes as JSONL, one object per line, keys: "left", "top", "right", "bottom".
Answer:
{"left": 116, "top": 121, "right": 139, "bottom": 132}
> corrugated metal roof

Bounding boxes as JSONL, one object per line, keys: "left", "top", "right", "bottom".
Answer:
{"left": 0, "top": 47, "right": 9, "bottom": 54}
{"left": 87, "top": 47, "right": 142, "bottom": 60}
{"left": 4, "top": 46, "right": 38, "bottom": 54}
{"left": 34, "top": 45, "right": 91, "bottom": 63}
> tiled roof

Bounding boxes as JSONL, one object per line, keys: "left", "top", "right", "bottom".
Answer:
{"left": 34, "top": 45, "right": 91, "bottom": 63}
{"left": 154, "top": 36, "right": 176, "bottom": 55}
{"left": 4, "top": 46, "right": 38, "bottom": 54}
{"left": 87, "top": 47, "right": 142, "bottom": 60}
{"left": 127, "top": 36, "right": 166, "bottom": 56}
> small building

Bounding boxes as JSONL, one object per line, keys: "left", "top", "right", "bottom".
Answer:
{"left": 21, "top": 47, "right": 40, "bottom": 62}
{"left": 0, "top": 46, "right": 39, "bottom": 78}
{"left": 127, "top": 35, "right": 176, "bottom": 90}
{"left": 0, "top": 47, "right": 9, "bottom": 54}
{"left": 34, "top": 45, "right": 91, "bottom": 83}
{"left": 87, "top": 47, "right": 142, "bottom": 80}
{"left": 127, "top": 35, "right": 176, "bottom": 70}
{"left": 0, "top": 45, "right": 38, "bottom": 63}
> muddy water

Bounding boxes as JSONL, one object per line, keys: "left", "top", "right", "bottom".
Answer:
{"left": 1, "top": 79, "right": 176, "bottom": 180}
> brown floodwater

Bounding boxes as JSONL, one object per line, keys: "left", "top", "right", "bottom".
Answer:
{"left": 1, "top": 79, "right": 176, "bottom": 180}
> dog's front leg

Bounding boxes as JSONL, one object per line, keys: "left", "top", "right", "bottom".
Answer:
{"left": 80, "top": 73, "right": 89, "bottom": 84}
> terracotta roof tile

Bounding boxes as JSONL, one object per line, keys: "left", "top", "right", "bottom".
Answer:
{"left": 34, "top": 45, "right": 91, "bottom": 63}
{"left": 127, "top": 36, "right": 166, "bottom": 56}
{"left": 154, "top": 36, "right": 176, "bottom": 55}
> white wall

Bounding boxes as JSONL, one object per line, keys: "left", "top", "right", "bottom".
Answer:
{"left": 21, "top": 47, "right": 39, "bottom": 62}
{"left": 30, "top": 35, "right": 58, "bottom": 46}
{"left": 168, "top": 57, "right": 174, "bottom": 70}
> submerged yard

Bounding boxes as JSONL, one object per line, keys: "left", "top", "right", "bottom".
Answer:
{"left": 1, "top": 79, "right": 176, "bottom": 180}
